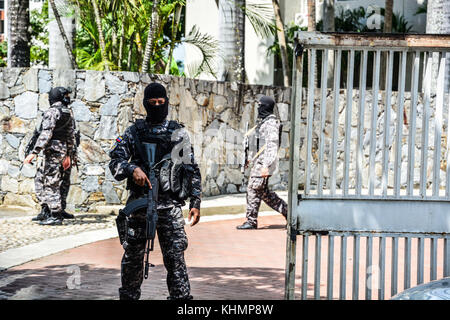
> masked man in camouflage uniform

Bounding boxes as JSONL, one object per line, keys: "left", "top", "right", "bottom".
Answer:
{"left": 237, "top": 96, "right": 287, "bottom": 230}
{"left": 109, "top": 82, "right": 201, "bottom": 300}
{"left": 24, "top": 87, "right": 77, "bottom": 226}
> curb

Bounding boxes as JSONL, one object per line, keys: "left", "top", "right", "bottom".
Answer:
{"left": 0, "top": 228, "right": 117, "bottom": 271}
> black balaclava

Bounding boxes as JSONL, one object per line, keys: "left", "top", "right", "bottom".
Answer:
{"left": 143, "top": 83, "right": 169, "bottom": 124}
{"left": 49, "top": 87, "right": 71, "bottom": 106}
{"left": 257, "top": 95, "right": 275, "bottom": 119}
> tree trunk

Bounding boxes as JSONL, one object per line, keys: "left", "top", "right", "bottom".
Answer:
{"left": 142, "top": 0, "right": 160, "bottom": 73}
{"left": 426, "top": 0, "right": 450, "bottom": 91}
{"left": 48, "top": 0, "right": 77, "bottom": 69}
{"left": 307, "top": 0, "right": 317, "bottom": 88}
{"left": 236, "top": 0, "right": 246, "bottom": 83}
{"left": 118, "top": 6, "right": 127, "bottom": 71}
{"left": 127, "top": 32, "right": 135, "bottom": 71}
{"left": 165, "top": 4, "right": 183, "bottom": 75}
{"left": 322, "top": 0, "right": 335, "bottom": 88}
{"left": 92, "top": 0, "right": 109, "bottom": 71}
{"left": 272, "top": 0, "right": 289, "bottom": 87}
{"left": 7, "top": 0, "right": 30, "bottom": 67}
{"left": 384, "top": 0, "right": 393, "bottom": 33}
{"left": 322, "top": 0, "right": 334, "bottom": 32}
{"left": 307, "top": 0, "right": 316, "bottom": 31}
{"left": 218, "top": 0, "right": 246, "bottom": 83}
{"left": 380, "top": 0, "right": 393, "bottom": 90}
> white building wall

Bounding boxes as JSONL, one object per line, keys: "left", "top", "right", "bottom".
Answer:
{"left": 282, "top": 0, "right": 427, "bottom": 33}
{"left": 185, "top": 0, "right": 219, "bottom": 81}
{"left": 245, "top": 0, "right": 274, "bottom": 85}
{"left": 185, "top": 0, "right": 274, "bottom": 85}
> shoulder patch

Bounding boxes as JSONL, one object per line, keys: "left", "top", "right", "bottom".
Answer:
{"left": 110, "top": 135, "right": 123, "bottom": 151}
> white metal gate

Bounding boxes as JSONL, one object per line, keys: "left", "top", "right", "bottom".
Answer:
{"left": 285, "top": 32, "right": 450, "bottom": 300}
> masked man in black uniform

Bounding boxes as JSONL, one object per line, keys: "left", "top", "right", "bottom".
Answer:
{"left": 109, "top": 83, "right": 201, "bottom": 300}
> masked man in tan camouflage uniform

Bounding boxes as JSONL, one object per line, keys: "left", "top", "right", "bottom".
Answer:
{"left": 24, "top": 87, "right": 77, "bottom": 225}
{"left": 237, "top": 96, "right": 287, "bottom": 230}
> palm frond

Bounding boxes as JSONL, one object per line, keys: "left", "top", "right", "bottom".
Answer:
{"left": 182, "top": 25, "right": 218, "bottom": 78}
{"left": 238, "top": 0, "right": 276, "bottom": 38}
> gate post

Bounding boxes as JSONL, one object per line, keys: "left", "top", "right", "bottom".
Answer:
{"left": 285, "top": 41, "right": 304, "bottom": 300}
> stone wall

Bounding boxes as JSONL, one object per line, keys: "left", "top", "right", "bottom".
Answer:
{"left": 2, "top": 68, "right": 443, "bottom": 212}
{"left": 296, "top": 88, "right": 450, "bottom": 193}
{"left": 0, "top": 68, "right": 292, "bottom": 212}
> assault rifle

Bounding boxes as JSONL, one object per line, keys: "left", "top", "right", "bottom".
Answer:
{"left": 25, "top": 128, "right": 40, "bottom": 157}
{"left": 19, "top": 126, "right": 42, "bottom": 171}
{"left": 241, "top": 122, "right": 249, "bottom": 176}
{"left": 142, "top": 142, "right": 158, "bottom": 279}
{"left": 115, "top": 142, "right": 159, "bottom": 280}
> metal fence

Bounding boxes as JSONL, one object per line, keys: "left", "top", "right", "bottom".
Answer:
{"left": 285, "top": 32, "right": 450, "bottom": 300}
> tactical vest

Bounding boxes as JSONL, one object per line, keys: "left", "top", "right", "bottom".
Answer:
{"left": 51, "top": 107, "right": 74, "bottom": 141}
{"left": 132, "top": 119, "right": 183, "bottom": 164}
{"left": 127, "top": 119, "right": 189, "bottom": 198}
{"left": 253, "top": 115, "right": 283, "bottom": 152}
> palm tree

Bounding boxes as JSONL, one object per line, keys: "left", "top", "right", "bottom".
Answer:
{"left": 218, "top": 0, "right": 276, "bottom": 83}
{"left": 165, "top": 3, "right": 183, "bottom": 74}
{"left": 272, "top": 0, "right": 289, "bottom": 86}
{"left": 91, "top": 0, "right": 110, "bottom": 71}
{"left": 71, "top": 0, "right": 217, "bottom": 75}
{"left": 307, "top": 0, "right": 316, "bottom": 31}
{"left": 48, "top": 0, "right": 77, "bottom": 68}
{"left": 7, "top": 0, "right": 30, "bottom": 67}
{"left": 322, "top": 0, "right": 334, "bottom": 88}
{"left": 426, "top": 0, "right": 450, "bottom": 90}
{"left": 142, "top": 0, "right": 160, "bottom": 73}
{"left": 384, "top": 0, "right": 393, "bottom": 32}
{"left": 218, "top": 0, "right": 245, "bottom": 82}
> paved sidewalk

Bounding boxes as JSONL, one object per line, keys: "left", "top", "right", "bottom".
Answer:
{"left": 0, "top": 192, "right": 287, "bottom": 268}
{"left": 0, "top": 214, "right": 291, "bottom": 300}
{"left": 0, "top": 191, "right": 296, "bottom": 300}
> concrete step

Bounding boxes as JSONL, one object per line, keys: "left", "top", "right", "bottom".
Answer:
{"left": 93, "top": 191, "right": 288, "bottom": 217}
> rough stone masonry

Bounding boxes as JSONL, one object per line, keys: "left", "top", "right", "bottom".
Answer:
{"left": 0, "top": 68, "right": 444, "bottom": 212}
{"left": 0, "top": 68, "right": 291, "bottom": 212}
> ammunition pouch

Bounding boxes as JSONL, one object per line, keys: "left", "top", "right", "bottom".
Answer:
{"left": 159, "top": 158, "right": 192, "bottom": 201}
{"left": 115, "top": 209, "right": 128, "bottom": 246}
{"left": 178, "top": 164, "right": 194, "bottom": 201}
{"left": 116, "top": 199, "right": 149, "bottom": 247}
{"left": 126, "top": 158, "right": 193, "bottom": 202}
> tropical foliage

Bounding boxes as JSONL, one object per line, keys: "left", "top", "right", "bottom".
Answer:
{"left": 0, "top": 41, "right": 7, "bottom": 67}
{"left": 30, "top": 0, "right": 50, "bottom": 66}
{"left": 70, "top": 0, "right": 218, "bottom": 76}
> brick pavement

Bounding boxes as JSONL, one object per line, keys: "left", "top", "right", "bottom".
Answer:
{"left": 0, "top": 215, "right": 296, "bottom": 300}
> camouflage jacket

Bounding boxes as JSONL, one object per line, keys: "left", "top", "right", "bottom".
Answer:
{"left": 249, "top": 114, "right": 280, "bottom": 177}
{"left": 32, "top": 102, "right": 77, "bottom": 160}
{"left": 108, "top": 119, "right": 202, "bottom": 210}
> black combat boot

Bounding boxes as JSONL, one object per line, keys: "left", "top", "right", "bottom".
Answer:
{"left": 236, "top": 221, "right": 257, "bottom": 230}
{"left": 60, "top": 210, "right": 75, "bottom": 219}
{"left": 32, "top": 204, "right": 50, "bottom": 222}
{"left": 39, "top": 211, "right": 63, "bottom": 226}
{"left": 167, "top": 295, "right": 193, "bottom": 300}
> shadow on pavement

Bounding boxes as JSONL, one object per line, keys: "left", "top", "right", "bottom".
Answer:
{"left": 0, "top": 264, "right": 306, "bottom": 300}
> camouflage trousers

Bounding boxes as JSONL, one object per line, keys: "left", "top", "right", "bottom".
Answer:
{"left": 246, "top": 176, "right": 288, "bottom": 227}
{"left": 119, "top": 205, "right": 190, "bottom": 300}
{"left": 35, "top": 142, "right": 71, "bottom": 213}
